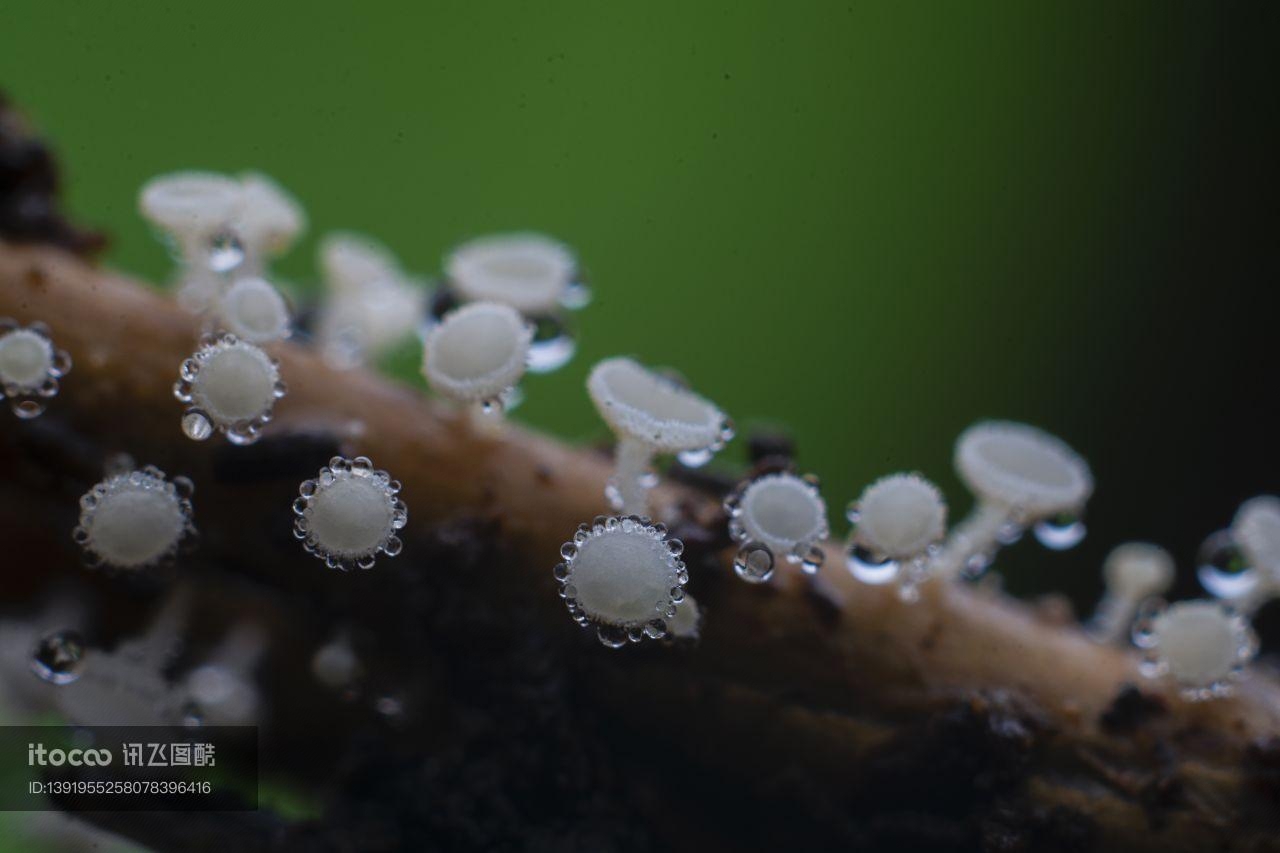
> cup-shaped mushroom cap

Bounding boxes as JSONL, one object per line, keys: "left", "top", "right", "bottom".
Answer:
{"left": 954, "top": 421, "right": 1092, "bottom": 517}
{"left": 319, "top": 232, "right": 403, "bottom": 295}
{"left": 139, "top": 171, "right": 243, "bottom": 237}
{"left": 1151, "top": 600, "right": 1254, "bottom": 688}
{"left": 75, "top": 468, "right": 194, "bottom": 570}
{"left": 587, "top": 357, "right": 729, "bottom": 455}
{"left": 0, "top": 327, "right": 53, "bottom": 391}
{"left": 293, "top": 457, "right": 407, "bottom": 570}
{"left": 1233, "top": 496, "right": 1280, "bottom": 575}
{"left": 217, "top": 278, "right": 291, "bottom": 344}
{"left": 446, "top": 233, "right": 576, "bottom": 315}
{"left": 422, "top": 302, "right": 531, "bottom": 403}
{"left": 1103, "top": 543, "right": 1174, "bottom": 600}
{"left": 738, "top": 473, "right": 828, "bottom": 557}
{"left": 190, "top": 339, "right": 281, "bottom": 424}
{"left": 237, "top": 173, "right": 305, "bottom": 255}
{"left": 852, "top": 473, "right": 947, "bottom": 560}
{"left": 561, "top": 520, "right": 685, "bottom": 628}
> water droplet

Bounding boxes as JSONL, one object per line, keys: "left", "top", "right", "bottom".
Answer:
{"left": 676, "top": 446, "right": 714, "bottom": 468}
{"left": 1033, "top": 512, "right": 1087, "bottom": 550}
{"left": 596, "top": 624, "right": 630, "bottom": 648}
{"left": 527, "top": 315, "right": 576, "bottom": 373}
{"left": 1196, "top": 530, "right": 1258, "bottom": 599}
{"left": 846, "top": 544, "right": 899, "bottom": 585}
{"left": 181, "top": 409, "right": 213, "bottom": 440}
{"left": 31, "top": 631, "right": 86, "bottom": 685}
{"left": 800, "top": 544, "right": 825, "bottom": 575}
{"left": 733, "top": 541, "right": 775, "bottom": 584}
{"left": 207, "top": 232, "right": 245, "bottom": 273}
{"left": 13, "top": 398, "right": 46, "bottom": 419}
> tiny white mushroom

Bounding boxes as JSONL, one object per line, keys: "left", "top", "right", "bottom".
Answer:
{"left": 316, "top": 233, "right": 426, "bottom": 369}
{"left": 446, "top": 233, "right": 581, "bottom": 315}
{"left": 234, "top": 172, "right": 305, "bottom": 275}
{"left": 0, "top": 318, "right": 71, "bottom": 418}
{"left": 311, "top": 632, "right": 363, "bottom": 690}
{"left": 422, "top": 301, "right": 531, "bottom": 428}
{"left": 1086, "top": 543, "right": 1174, "bottom": 644}
{"left": 666, "top": 594, "right": 703, "bottom": 642}
{"left": 725, "top": 472, "right": 828, "bottom": 583}
{"left": 936, "top": 421, "right": 1093, "bottom": 579}
{"left": 73, "top": 465, "right": 196, "bottom": 570}
{"left": 846, "top": 473, "right": 947, "bottom": 600}
{"left": 215, "top": 277, "right": 291, "bottom": 343}
{"left": 181, "top": 623, "right": 265, "bottom": 726}
{"left": 139, "top": 171, "right": 245, "bottom": 311}
{"left": 555, "top": 515, "right": 688, "bottom": 648}
{"left": 1135, "top": 599, "right": 1257, "bottom": 700}
{"left": 587, "top": 357, "right": 733, "bottom": 516}
{"left": 174, "top": 334, "right": 286, "bottom": 444}
{"left": 293, "top": 456, "right": 408, "bottom": 571}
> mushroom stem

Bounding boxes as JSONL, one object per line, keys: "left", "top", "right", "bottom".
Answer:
{"left": 613, "top": 436, "right": 654, "bottom": 516}
{"left": 1087, "top": 594, "right": 1139, "bottom": 644}
{"left": 933, "top": 501, "right": 1010, "bottom": 580}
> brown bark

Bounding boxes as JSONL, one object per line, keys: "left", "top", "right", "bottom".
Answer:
{"left": 3, "top": 241, "right": 1279, "bottom": 852}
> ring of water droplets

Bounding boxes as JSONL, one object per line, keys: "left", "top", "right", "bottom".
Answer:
{"left": 554, "top": 515, "right": 688, "bottom": 648}
{"left": 1133, "top": 599, "right": 1258, "bottom": 700}
{"left": 0, "top": 319, "right": 72, "bottom": 419}
{"left": 174, "top": 333, "right": 286, "bottom": 444}
{"left": 724, "top": 472, "right": 828, "bottom": 583}
{"left": 73, "top": 466, "right": 196, "bottom": 570}
{"left": 293, "top": 456, "right": 407, "bottom": 571}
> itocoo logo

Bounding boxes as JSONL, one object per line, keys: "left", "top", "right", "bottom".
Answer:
{"left": 28, "top": 743, "right": 113, "bottom": 766}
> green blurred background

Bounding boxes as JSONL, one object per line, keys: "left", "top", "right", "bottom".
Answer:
{"left": 2, "top": 2, "right": 1275, "bottom": 594}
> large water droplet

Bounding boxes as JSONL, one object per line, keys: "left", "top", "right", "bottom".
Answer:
{"left": 31, "top": 631, "right": 86, "bottom": 685}
{"left": 1033, "top": 512, "right": 1087, "bottom": 550}
{"left": 207, "top": 232, "right": 245, "bottom": 273}
{"left": 1196, "top": 530, "right": 1259, "bottom": 600}
{"left": 181, "top": 409, "right": 214, "bottom": 441}
{"left": 845, "top": 544, "right": 899, "bottom": 585}
{"left": 733, "top": 541, "right": 775, "bottom": 584}
{"left": 526, "top": 315, "right": 576, "bottom": 373}
{"left": 676, "top": 446, "right": 714, "bottom": 468}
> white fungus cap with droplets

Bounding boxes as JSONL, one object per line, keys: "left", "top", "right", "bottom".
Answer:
{"left": 217, "top": 278, "right": 291, "bottom": 344}
{"left": 954, "top": 421, "right": 1093, "bottom": 517}
{"left": 446, "top": 233, "right": 576, "bottom": 315}
{"left": 569, "top": 527, "right": 680, "bottom": 627}
{"left": 422, "top": 302, "right": 531, "bottom": 403}
{"left": 853, "top": 473, "right": 947, "bottom": 560}
{"left": 1103, "top": 543, "right": 1174, "bottom": 600}
{"left": 236, "top": 173, "right": 305, "bottom": 255}
{"left": 139, "top": 171, "right": 243, "bottom": 238}
{"left": 587, "top": 357, "right": 727, "bottom": 454}
{"left": 1233, "top": 496, "right": 1280, "bottom": 575}
{"left": 738, "top": 473, "right": 828, "bottom": 557}
{"left": 1152, "top": 600, "right": 1250, "bottom": 688}
{"left": 307, "top": 474, "right": 396, "bottom": 559}
{"left": 191, "top": 340, "right": 280, "bottom": 425}
{"left": 79, "top": 472, "right": 189, "bottom": 569}
{"left": 0, "top": 328, "right": 53, "bottom": 391}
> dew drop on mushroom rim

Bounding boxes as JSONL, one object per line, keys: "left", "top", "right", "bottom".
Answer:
{"left": 554, "top": 515, "right": 688, "bottom": 648}
{"left": 0, "top": 318, "right": 72, "bottom": 419}
{"left": 293, "top": 456, "right": 408, "bottom": 571}
{"left": 587, "top": 357, "right": 733, "bottom": 517}
{"left": 73, "top": 465, "right": 197, "bottom": 571}
{"left": 724, "top": 471, "right": 828, "bottom": 584}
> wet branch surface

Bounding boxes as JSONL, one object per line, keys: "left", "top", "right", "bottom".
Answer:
{"left": 4, "top": 241, "right": 1280, "bottom": 852}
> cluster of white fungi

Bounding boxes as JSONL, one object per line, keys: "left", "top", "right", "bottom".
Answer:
{"left": 3, "top": 167, "right": 1274, "bottom": 703}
